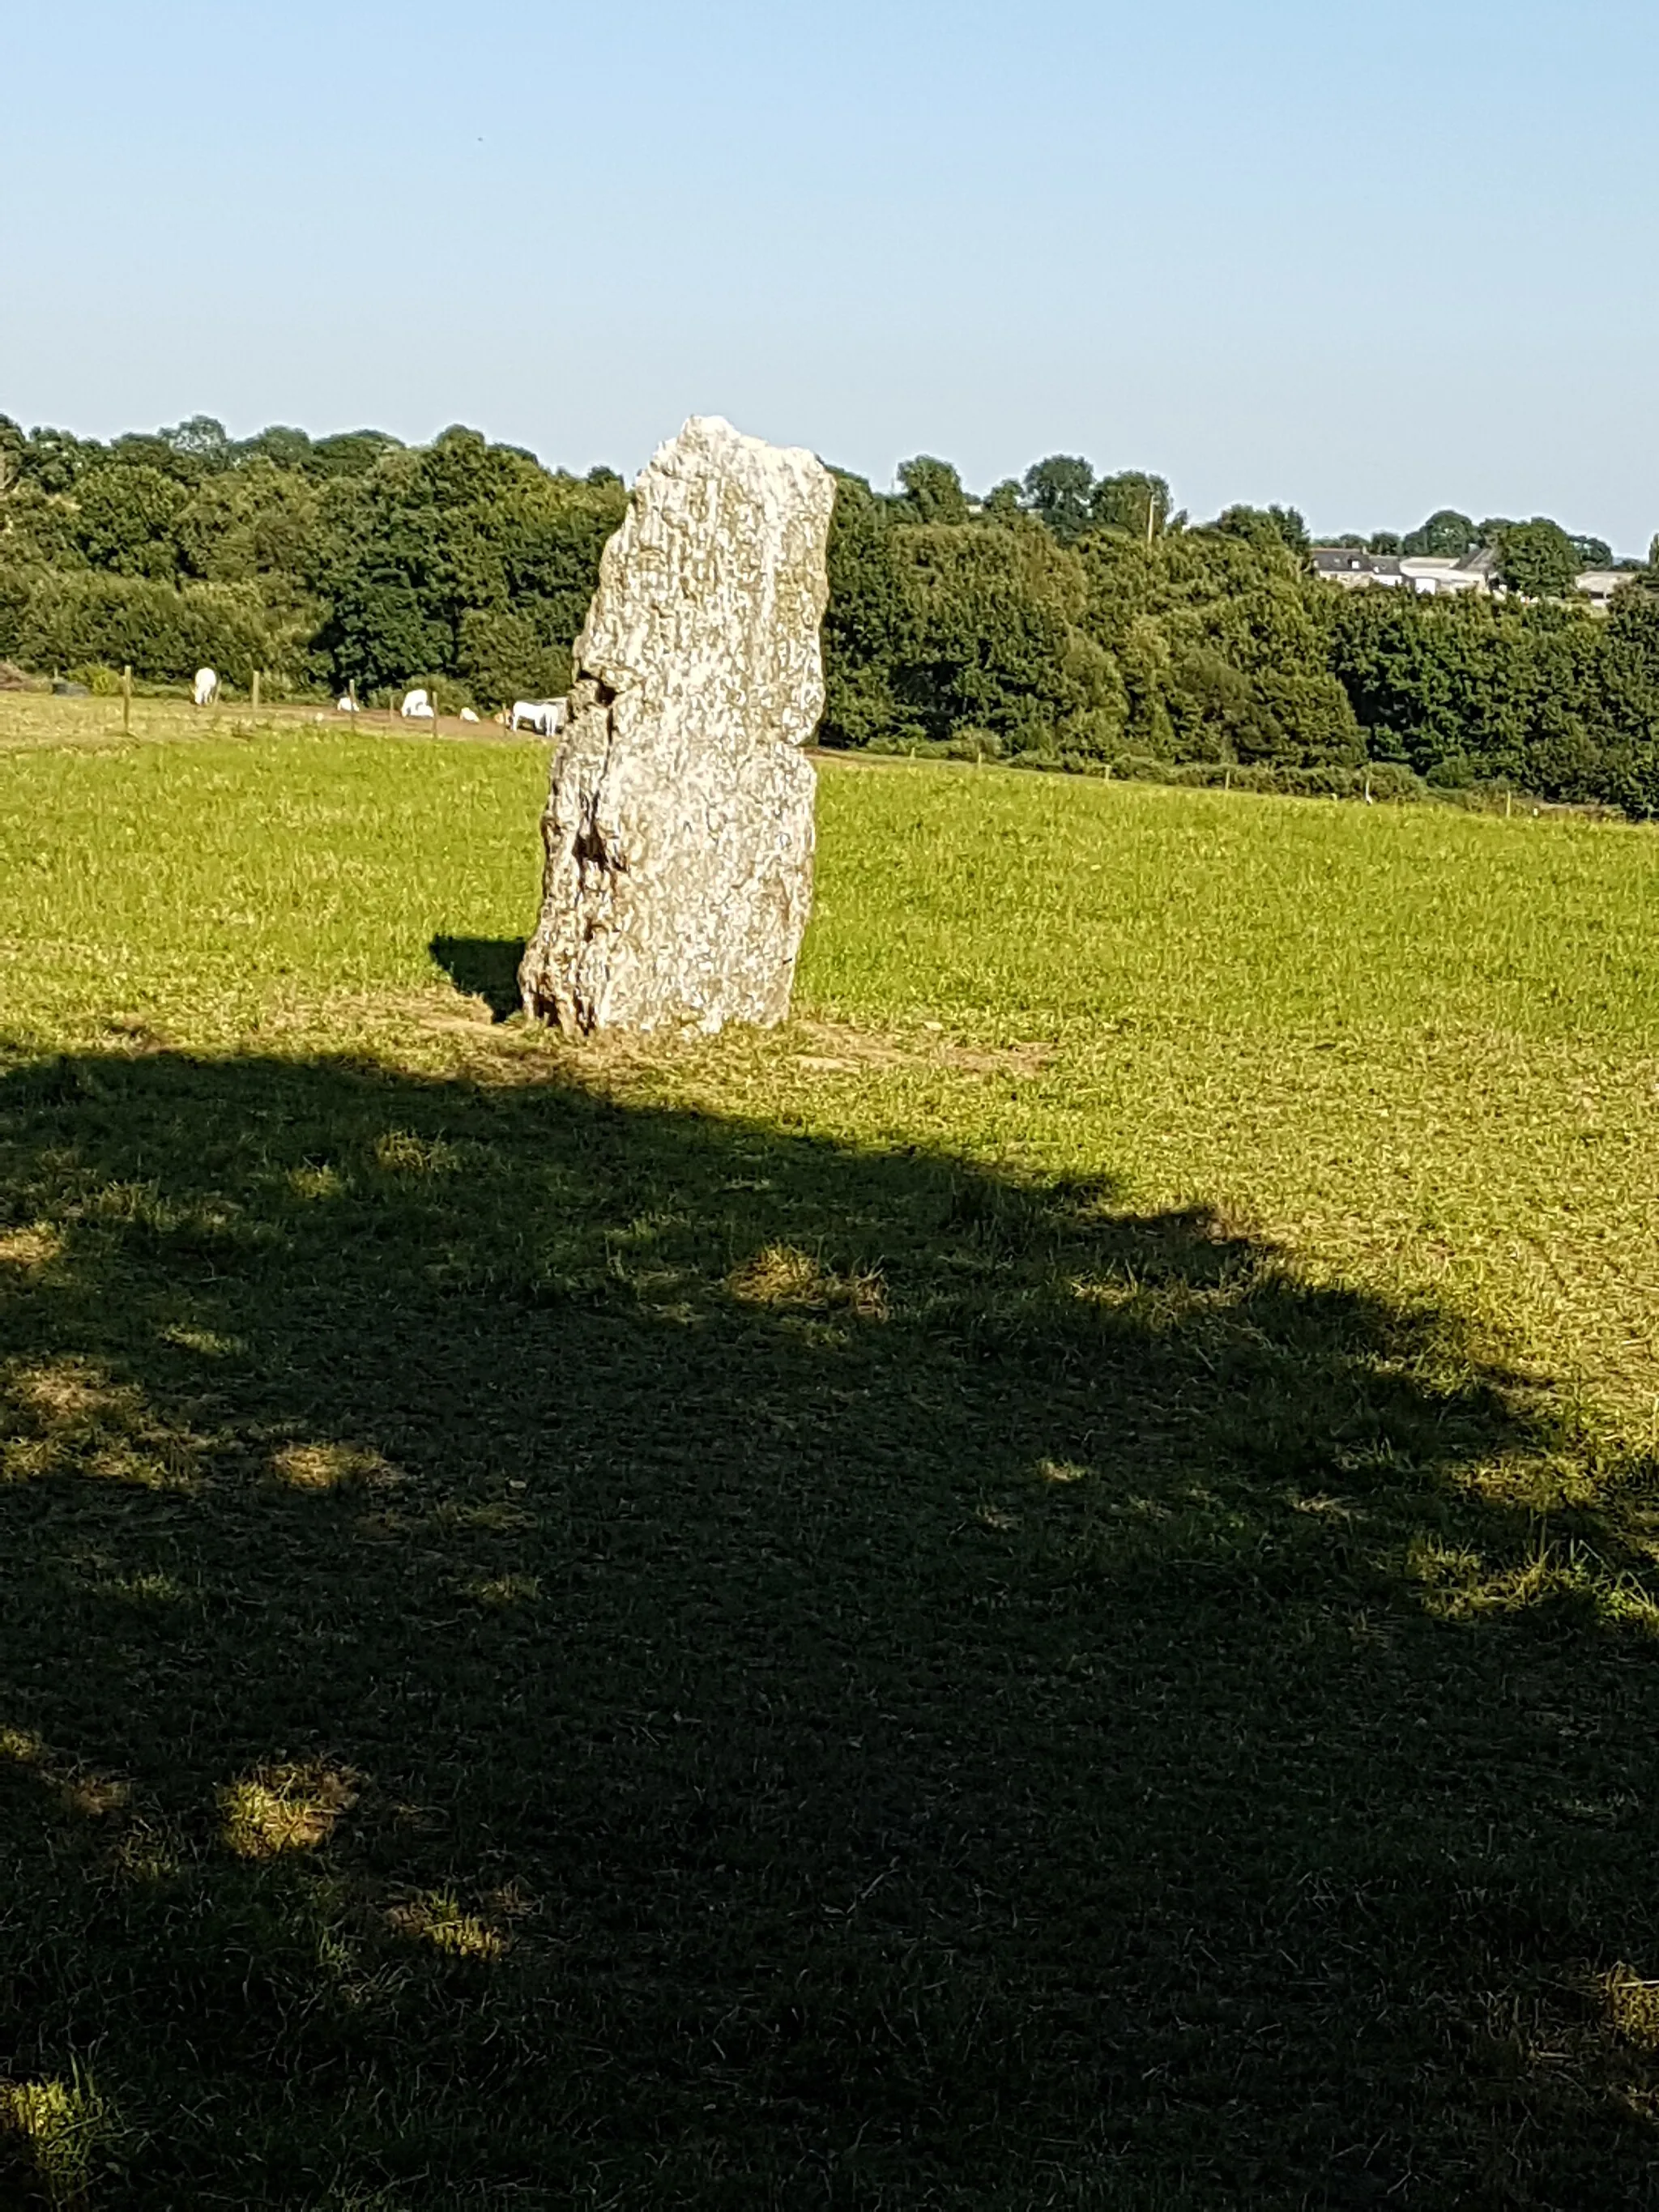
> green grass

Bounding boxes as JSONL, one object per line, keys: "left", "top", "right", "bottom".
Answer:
{"left": 2, "top": 700, "right": 1658, "bottom": 2206}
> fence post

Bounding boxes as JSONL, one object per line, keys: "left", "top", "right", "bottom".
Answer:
{"left": 122, "top": 663, "right": 131, "bottom": 737}
{"left": 251, "top": 668, "right": 262, "bottom": 715}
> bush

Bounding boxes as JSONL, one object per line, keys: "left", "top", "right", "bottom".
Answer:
{"left": 454, "top": 609, "right": 569, "bottom": 710}
{"left": 0, "top": 565, "right": 34, "bottom": 658}
{"left": 13, "top": 571, "right": 304, "bottom": 687}
{"left": 66, "top": 663, "right": 125, "bottom": 695}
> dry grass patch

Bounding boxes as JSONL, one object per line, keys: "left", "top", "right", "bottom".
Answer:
{"left": 0, "top": 1224, "right": 62, "bottom": 1271}
{"left": 59, "top": 1775, "right": 132, "bottom": 1819}
{"left": 3, "top": 1362, "right": 203, "bottom": 1490}
{"left": 0, "top": 1726, "right": 135, "bottom": 1836}
{"left": 465, "top": 1572, "right": 541, "bottom": 1606}
{"left": 8, "top": 1360, "right": 125, "bottom": 1426}
{"left": 727, "top": 1241, "right": 888, "bottom": 1318}
{"left": 270, "top": 1440, "right": 397, "bottom": 1492}
{"left": 1604, "top": 1966, "right": 1659, "bottom": 2051}
{"left": 0, "top": 2073, "right": 123, "bottom": 2206}
{"left": 373, "top": 1128, "right": 460, "bottom": 1175}
{"left": 385, "top": 1892, "right": 508, "bottom": 1960}
{"left": 216, "top": 1762, "right": 358, "bottom": 1859}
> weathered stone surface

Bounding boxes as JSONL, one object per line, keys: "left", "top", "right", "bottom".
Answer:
{"left": 518, "top": 416, "right": 835, "bottom": 1035}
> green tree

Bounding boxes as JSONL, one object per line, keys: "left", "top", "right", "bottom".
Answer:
{"left": 1213, "top": 504, "right": 1308, "bottom": 557}
{"left": 73, "top": 464, "right": 187, "bottom": 579}
{"left": 1596, "top": 585, "right": 1659, "bottom": 812}
{"left": 819, "top": 472, "right": 1124, "bottom": 755}
{"left": 1367, "top": 531, "right": 1402, "bottom": 556}
{"left": 1569, "top": 534, "right": 1612, "bottom": 569}
{"left": 12, "top": 569, "right": 298, "bottom": 685}
{"left": 1077, "top": 527, "right": 1357, "bottom": 765}
{"left": 1090, "top": 471, "right": 1172, "bottom": 542}
{"left": 1320, "top": 582, "right": 1639, "bottom": 799}
{"left": 885, "top": 521, "right": 1122, "bottom": 752}
{"left": 308, "top": 428, "right": 624, "bottom": 699}
{"left": 162, "top": 416, "right": 234, "bottom": 472}
{"left": 819, "top": 473, "right": 915, "bottom": 747}
{"left": 175, "top": 460, "right": 322, "bottom": 597}
{"left": 1494, "top": 518, "right": 1579, "bottom": 600}
{"left": 0, "top": 415, "right": 24, "bottom": 504}
{"left": 0, "top": 416, "right": 24, "bottom": 515}
{"left": 896, "top": 457, "right": 970, "bottom": 526}
{"left": 23, "top": 427, "right": 102, "bottom": 494}
{"left": 1022, "top": 455, "right": 1095, "bottom": 543}
{"left": 1, "top": 482, "right": 82, "bottom": 569}
{"left": 309, "top": 431, "right": 403, "bottom": 479}
{"left": 1402, "top": 509, "right": 1477, "bottom": 558}
{"left": 456, "top": 608, "right": 569, "bottom": 705}
{"left": 234, "top": 425, "right": 317, "bottom": 473}
{"left": 109, "top": 432, "right": 201, "bottom": 484}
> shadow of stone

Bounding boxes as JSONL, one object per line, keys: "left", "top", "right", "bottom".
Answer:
{"left": 428, "top": 933, "right": 526, "bottom": 1021}
{"left": 1, "top": 1046, "right": 1656, "bottom": 2207}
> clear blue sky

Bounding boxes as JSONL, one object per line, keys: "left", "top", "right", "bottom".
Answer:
{"left": 4, "top": 2, "right": 1654, "bottom": 549}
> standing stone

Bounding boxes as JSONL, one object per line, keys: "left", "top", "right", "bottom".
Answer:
{"left": 518, "top": 416, "right": 835, "bottom": 1035}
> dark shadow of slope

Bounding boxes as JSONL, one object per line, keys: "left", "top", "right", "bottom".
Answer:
{"left": 427, "top": 934, "right": 526, "bottom": 1020}
{"left": 1, "top": 1046, "right": 1657, "bottom": 2210}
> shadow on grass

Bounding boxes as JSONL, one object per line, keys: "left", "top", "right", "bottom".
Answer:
{"left": 1, "top": 1046, "right": 1657, "bottom": 2208}
{"left": 428, "top": 935, "right": 526, "bottom": 1021}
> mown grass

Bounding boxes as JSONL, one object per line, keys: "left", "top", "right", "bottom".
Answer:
{"left": 2, "top": 699, "right": 1658, "bottom": 2206}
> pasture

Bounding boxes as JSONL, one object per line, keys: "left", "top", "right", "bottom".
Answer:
{"left": 2, "top": 695, "right": 1657, "bottom": 2206}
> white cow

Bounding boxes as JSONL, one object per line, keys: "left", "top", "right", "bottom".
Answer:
{"left": 336, "top": 694, "right": 359, "bottom": 713}
{"left": 510, "top": 698, "right": 567, "bottom": 735}
{"left": 399, "top": 688, "right": 435, "bottom": 719}
{"left": 193, "top": 667, "right": 219, "bottom": 707}
{"left": 458, "top": 707, "right": 480, "bottom": 723}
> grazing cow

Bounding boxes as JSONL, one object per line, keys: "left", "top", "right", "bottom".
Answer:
{"left": 510, "top": 698, "right": 567, "bottom": 735}
{"left": 458, "top": 707, "right": 480, "bottom": 722}
{"left": 193, "top": 667, "right": 219, "bottom": 707}
{"left": 399, "top": 688, "right": 435, "bottom": 719}
{"left": 336, "top": 695, "right": 359, "bottom": 713}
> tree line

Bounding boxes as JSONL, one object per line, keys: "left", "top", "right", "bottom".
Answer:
{"left": 4, "top": 414, "right": 1659, "bottom": 812}
{"left": 0, "top": 413, "right": 625, "bottom": 710}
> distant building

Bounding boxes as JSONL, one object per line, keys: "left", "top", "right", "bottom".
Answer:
{"left": 1310, "top": 543, "right": 1650, "bottom": 613}
{"left": 1398, "top": 549, "right": 1497, "bottom": 595}
{"left": 1574, "top": 569, "right": 1630, "bottom": 610}
{"left": 1309, "top": 548, "right": 1407, "bottom": 588}
{"left": 1311, "top": 547, "right": 1495, "bottom": 595}
{"left": 1312, "top": 545, "right": 1644, "bottom": 608}
{"left": 1311, "top": 544, "right": 1503, "bottom": 597}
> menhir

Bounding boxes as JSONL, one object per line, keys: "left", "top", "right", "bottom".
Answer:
{"left": 518, "top": 416, "right": 835, "bottom": 1035}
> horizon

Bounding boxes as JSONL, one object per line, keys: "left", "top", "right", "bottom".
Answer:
{"left": 3, "top": 2, "right": 1653, "bottom": 554}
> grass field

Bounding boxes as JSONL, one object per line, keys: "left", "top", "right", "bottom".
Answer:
{"left": 2, "top": 696, "right": 1658, "bottom": 2206}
